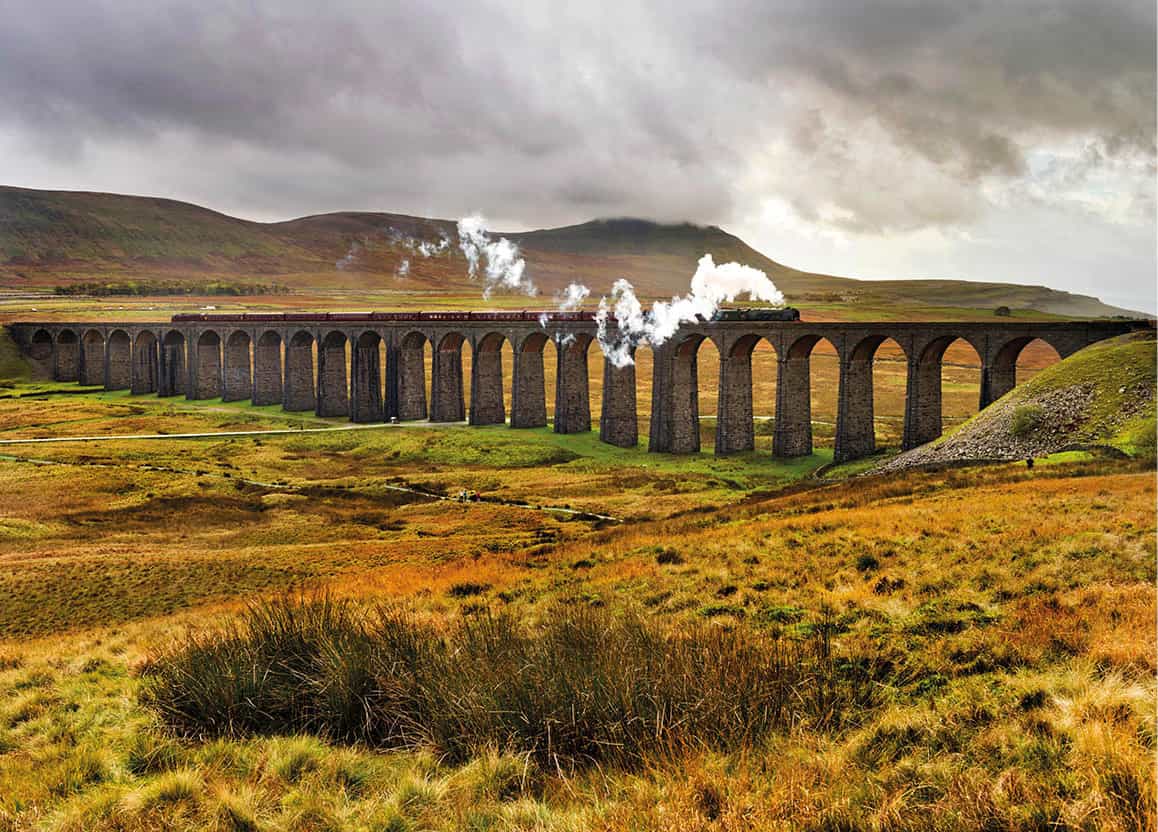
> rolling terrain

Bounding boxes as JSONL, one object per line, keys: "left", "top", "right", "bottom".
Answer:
{"left": 0, "top": 185, "right": 1143, "bottom": 317}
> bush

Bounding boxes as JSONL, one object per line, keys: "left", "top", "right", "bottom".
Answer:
{"left": 447, "top": 582, "right": 490, "bottom": 598}
{"left": 1010, "top": 404, "right": 1045, "bottom": 437}
{"left": 655, "top": 547, "right": 684, "bottom": 565}
{"left": 142, "top": 595, "right": 876, "bottom": 770}
{"left": 855, "top": 554, "right": 879, "bottom": 572}
{"left": 994, "top": 306, "right": 1012, "bottom": 317}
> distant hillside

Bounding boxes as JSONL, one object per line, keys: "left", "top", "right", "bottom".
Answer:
{"left": 0, "top": 185, "right": 1143, "bottom": 317}
{"left": 882, "top": 331, "right": 1157, "bottom": 470}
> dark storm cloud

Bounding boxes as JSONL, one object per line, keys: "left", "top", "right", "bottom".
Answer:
{"left": 0, "top": 0, "right": 1152, "bottom": 236}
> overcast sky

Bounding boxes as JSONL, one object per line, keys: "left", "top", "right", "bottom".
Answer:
{"left": 0, "top": 0, "right": 1154, "bottom": 311}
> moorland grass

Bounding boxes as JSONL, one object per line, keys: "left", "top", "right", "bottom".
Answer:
{"left": 142, "top": 596, "right": 876, "bottom": 771}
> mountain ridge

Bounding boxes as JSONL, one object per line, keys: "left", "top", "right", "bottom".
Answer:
{"left": 0, "top": 184, "right": 1143, "bottom": 317}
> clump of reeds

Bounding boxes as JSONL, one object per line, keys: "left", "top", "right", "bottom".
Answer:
{"left": 142, "top": 595, "right": 875, "bottom": 770}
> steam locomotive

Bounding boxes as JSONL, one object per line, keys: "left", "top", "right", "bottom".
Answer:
{"left": 711, "top": 307, "right": 801, "bottom": 322}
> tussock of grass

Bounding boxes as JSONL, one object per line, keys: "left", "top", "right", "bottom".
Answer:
{"left": 142, "top": 595, "right": 876, "bottom": 770}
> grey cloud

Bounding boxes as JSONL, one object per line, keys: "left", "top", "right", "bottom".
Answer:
{"left": 0, "top": 0, "right": 1151, "bottom": 247}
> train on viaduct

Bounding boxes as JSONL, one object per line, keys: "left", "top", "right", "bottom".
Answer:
{"left": 5, "top": 311, "right": 1150, "bottom": 462}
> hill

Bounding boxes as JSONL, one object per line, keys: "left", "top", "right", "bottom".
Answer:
{"left": 0, "top": 185, "right": 1143, "bottom": 317}
{"left": 881, "top": 331, "right": 1157, "bottom": 470}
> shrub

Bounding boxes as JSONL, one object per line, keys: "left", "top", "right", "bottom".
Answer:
{"left": 855, "top": 554, "right": 879, "bottom": 572}
{"left": 142, "top": 595, "right": 876, "bottom": 770}
{"left": 655, "top": 548, "right": 684, "bottom": 565}
{"left": 1010, "top": 404, "right": 1045, "bottom": 437}
{"left": 447, "top": 582, "right": 490, "bottom": 599}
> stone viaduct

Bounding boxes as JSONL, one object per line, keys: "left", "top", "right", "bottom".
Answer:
{"left": 6, "top": 314, "right": 1149, "bottom": 462}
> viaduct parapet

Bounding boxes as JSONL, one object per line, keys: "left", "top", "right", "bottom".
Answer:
{"left": 7, "top": 314, "right": 1150, "bottom": 462}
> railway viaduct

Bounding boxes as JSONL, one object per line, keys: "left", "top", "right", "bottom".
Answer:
{"left": 6, "top": 315, "right": 1149, "bottom": 462}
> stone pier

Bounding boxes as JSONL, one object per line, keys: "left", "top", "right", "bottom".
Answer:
{"left": 511, "top": 334, "right": 547, "bottom": 428}
{"left": 431, "top": 334, "right": 465, "bottom": 422}
{"left": 554, "top": 335, "right": 591, "bottom": 434}
{"left": 351, "top": 332, "right": 383, "bottom": 423}
{"left": 469, "top": 334, "right": 506, "bottom": 426}
{"left": 599, "top": 355, "right": 637, "bottom": 447}
{"left": 316, "top": 332, "right": 349, "bottom": 418}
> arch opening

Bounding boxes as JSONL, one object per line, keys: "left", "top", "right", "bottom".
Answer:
{"left": 159, "top": 330, "right": 186, "bottom": 397}
{"left": 986, "top": 337, "right": 1063, "bottom": 406}
{"left": 835, "top": 335, "right": 907, "bottom": 462}
{"left": 904, "top": 336, "right": 983, "bottom": 449}
{"left": 773, "top": 334, "right": 837, "bottom": 458}
{"left": 714, "top": 334, "right": 777, "bottom": 455}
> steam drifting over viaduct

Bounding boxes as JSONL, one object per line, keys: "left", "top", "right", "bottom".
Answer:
{"left": 7, "top": 313, "right": 1149, "bottom": 462}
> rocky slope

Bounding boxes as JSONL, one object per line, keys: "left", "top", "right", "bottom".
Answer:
{"left": 880, "top": 332, "right": 1156, "bottom": 470}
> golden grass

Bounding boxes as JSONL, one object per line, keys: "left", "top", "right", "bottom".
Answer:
{"left": 0, "top": 375, "right": 1151, "bottom": 830}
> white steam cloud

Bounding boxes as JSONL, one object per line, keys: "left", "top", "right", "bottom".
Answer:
{"left": 594, "top": 253, "right": 786, "bottom": 367}
{"left": 335, "top": 228, "right": 450, "bottom": 273}
{"left": 456, "top": 215, "right": 534, "bottom": 298}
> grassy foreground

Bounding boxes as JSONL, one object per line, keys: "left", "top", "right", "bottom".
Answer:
{"left": 0, "top": 343, "right": 1152, "bottom": 830}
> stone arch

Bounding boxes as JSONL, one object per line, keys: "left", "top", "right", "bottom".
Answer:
{"left": 835, "top": 335, "right": 908, "bottom": 462}
{"left": 54, "top": 329, "right": 80, "bottom": 382}
{"left": 159, "top": 330, "right": 186, "bottom": 397}
{"left": 351, "top": 330, "right": 384, "bottom": 423}
{"left": 470, "top": 332, "right": 510, "bottom": 426}
{"left": 554, "top": 332, "right": 593, "bottom": 434}
{"left": 667, "top": 333, "right": 713, "bottom": 454}
{"left": 985, "top": 336, "right": 1063, "bottom": 406}
{"left": 191, "top": 330, "right": 222, "bottom": 399}
{"left": 773, "top": 334, "right": 838, "bottom": 457}
{"left": 81, "top": 329, "right": 105, "bottom": 385}
{"left": 132, "top": 330, "right": 159, "bottom": 394}
{"left": 284, "top": 330, "right": 315, "bottom": 412}
{"left": 106, "top": 329, "right": 132, "bottom": 391}
{"left": 512, "top": 331, "right": 549, "bottom": 428}
{"left": 29, "top": 328, "right": 52, "bottom": 360}
{"left": 317, "top": 330, "right": 349, "bottom": 417}
{"left": 253, "top": 330, "right": 283, "bottom": 406}
{"left": 903, "top": 336, "right": 983, "bottom": 449}
{"left": 396, "top": 331, "right": 429, "bottom": 421}
{"left": 223, "top": 330, "right": 252, "bottom": 402}
{"left": 431, "top": 332, "right": 466, "bottom": 422}
{"left": 714, "top": 334, "right": 780, "bottom": 455}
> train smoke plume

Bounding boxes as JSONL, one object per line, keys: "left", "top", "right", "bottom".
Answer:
{"left": 457, "top": 215, "right": 534, "bottom": 298}
{"left": 595, "top": 254, "right": 785, "bottom": 367}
